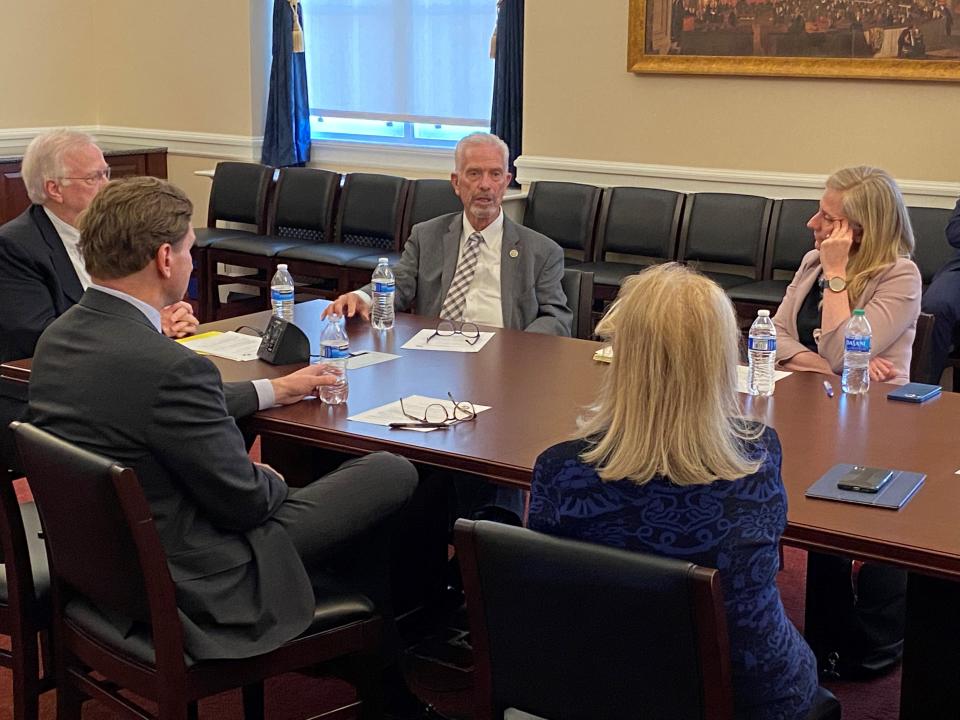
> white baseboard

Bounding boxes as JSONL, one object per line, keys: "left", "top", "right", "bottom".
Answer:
{"left": 515, "top": 155, "right": 960, "bottom": 209}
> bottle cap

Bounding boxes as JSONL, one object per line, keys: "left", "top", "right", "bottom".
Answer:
{"left": 378, "top": 257, "right": 388, "bottom": 263}
{"left": 757, "top": 309, "right": 770, "bottom": 317}
{"left": 277, "top": 263, "right": 288, "bottom": 271}
{"left": 853, "top": 309, "right": 865, "bottom": 316}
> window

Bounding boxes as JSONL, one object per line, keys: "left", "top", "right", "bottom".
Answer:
{"left": 301, "top": 0, "right": 497, "bottom": 147}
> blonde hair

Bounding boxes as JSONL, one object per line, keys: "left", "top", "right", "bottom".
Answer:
{"left": 827, "top": 166, "right": 914, "bottom": 306}
{"left": 578, "top": 263, "right": 762, "bottom": 486}
{"left": 21, "top": 129, "right": 98, "bottom": 205}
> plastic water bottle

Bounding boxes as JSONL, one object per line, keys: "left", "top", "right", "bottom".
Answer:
{"left": 270, "top": 264, "right": 295, "bottom": 322}
{"left": 747, "top": 309, "right": 777, "bottom": 397}
{"left": 318, "top": 313, "right": 349, "bottom": 405}
{"left": 842, "top": 309, "right": 872, "bottom": 395}
{"left": 371, "top": 257, "right": 395, "bottom": 331}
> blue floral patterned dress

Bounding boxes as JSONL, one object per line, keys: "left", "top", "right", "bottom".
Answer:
{"left": 529, "top": 426, "right": 817, "bottom": 720}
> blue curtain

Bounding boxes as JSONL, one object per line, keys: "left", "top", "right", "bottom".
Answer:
{"left": 491, "top": 0, "right": 524, "bottom": 186}
{"left": 262, "top": 1, "right": 311, "bottom": 167}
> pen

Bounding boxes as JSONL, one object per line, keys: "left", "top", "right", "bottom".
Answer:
{"left": 822, "top": 380, "right": 834, "bottom": 398}
{"left": 348, "top": 350, "right": 369, "bottom": 357}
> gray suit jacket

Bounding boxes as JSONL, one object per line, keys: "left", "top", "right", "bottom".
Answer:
{"left": 361, "top": 213, "right": 572, "bottom": 336}
{"left": 29, "top": 289, "right": 316, "bottom": 660}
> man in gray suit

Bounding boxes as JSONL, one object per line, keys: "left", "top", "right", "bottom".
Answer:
{"left": 327, "top": 132, "right": 569, "bottom": 530}
{"left": 29, "top": 177, "right": 418, "bottom": 661}
{"left": 326, "top": 132, "right": 571, "bottom": 336}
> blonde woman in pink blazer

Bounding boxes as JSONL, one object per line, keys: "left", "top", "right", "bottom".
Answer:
{"left": 773, "top": 166, "right": 921, "bottom": 385}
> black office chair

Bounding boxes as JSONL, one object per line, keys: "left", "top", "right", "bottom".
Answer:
{"left": 561, "top": 268, "right": 594, "bottom": 340}
{"left": 571, "top": 186, "right": 684, "bottom": 302}
{"left": 456, "top": 519, "right": 841, "bottom": 720}
{"left": 206, "top": 167, "right": 341, "bottom": 319}
{"left": 456, "top": 518, "right": 735, "bottom": 719}
{"left": 343, "top": 177, "right": 464, "bottom": 288}
{"left": 522, "top": 181, "right": 602, "bottom": 264}
{"left": 678, "top": 192, "right": 773, "bottom": 291}
{"left": 12, "top": 421, "right": 384, "bottom": 720}
{"left": 909, "top": 206, "right": 955, "bottom": 291}
{"left": 0, "top": 467, "right": 54, "bottom": 720}
{"left": 279, "top": 172, "right": 409, "bottom": 297}
{"left": 193, "top": 162, "right": 275, "bottom": 322}
{"left": 397, "top": 178, "right": 463, "bottom": 244}
{"left": 729, "top": 198, "right": 819, "bottom": 315}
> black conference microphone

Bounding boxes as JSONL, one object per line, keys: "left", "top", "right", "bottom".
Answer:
{"left": 257, "top": 316, "right": 311, "bottom": 365}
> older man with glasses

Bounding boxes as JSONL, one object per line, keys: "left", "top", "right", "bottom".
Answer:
{"left": 0, "top": 129, "right": 199, "bottom": 473}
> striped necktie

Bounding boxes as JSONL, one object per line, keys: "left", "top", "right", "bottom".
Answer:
{"left": 440, "top": 232, "right": 485, "bottom": 322}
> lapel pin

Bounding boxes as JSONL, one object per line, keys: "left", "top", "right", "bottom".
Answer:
{"left": 509, "top": 249, "right": 519, "bottom": 258}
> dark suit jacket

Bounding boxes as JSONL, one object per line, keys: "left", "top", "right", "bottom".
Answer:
{"left": 29, "top": 289, "right": 316, "bottom": 660}
{"left": 0, "top": 205, "right": 84, "bottom": 363}
{"left": 0, "top": 205, "right": 84, "bottom": 471}
{"left": 360, "top": 212, "right": 572, "bottom": 336}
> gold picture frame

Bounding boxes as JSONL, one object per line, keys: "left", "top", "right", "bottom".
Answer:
{"left": 628, "top": 0, "right": 960, "bottom": 81}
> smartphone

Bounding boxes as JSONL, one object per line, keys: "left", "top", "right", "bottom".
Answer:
{"left": 887, "top": 383, "right": 941, "bottom": 403}
{"left": 837, "top": 465, "right": 894, "bottom": 494}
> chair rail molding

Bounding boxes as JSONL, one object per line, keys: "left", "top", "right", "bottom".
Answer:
{"left": 0, "top": 126, "right": 261, "bottom": 161}
{"left": 515, "top": 155, "right": 960, "bottom": 209}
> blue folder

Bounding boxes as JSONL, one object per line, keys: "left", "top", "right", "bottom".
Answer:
{"left": 805, "top": 463, "right": 926, "bottom": 510}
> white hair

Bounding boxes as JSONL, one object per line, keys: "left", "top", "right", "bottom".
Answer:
{"left": 454, "top": 132, "right": 510, "bottom": 171}
{"left": 21, "top": 129, "right": 98, "bottom": 205}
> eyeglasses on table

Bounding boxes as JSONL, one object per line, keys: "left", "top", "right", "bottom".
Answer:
{"left": 390, "top": 392, "right": 478, "bottom": 430}
{"left": 426, "top": 320, "right": 481, "bottom": 346}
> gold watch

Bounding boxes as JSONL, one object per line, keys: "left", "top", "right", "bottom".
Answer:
{"left": 827, "top": 276, "right": 847, "bottom": 293}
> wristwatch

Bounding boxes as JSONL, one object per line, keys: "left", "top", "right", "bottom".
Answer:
{"left": 826, "top": 276, "right": 847, "bottom": 293}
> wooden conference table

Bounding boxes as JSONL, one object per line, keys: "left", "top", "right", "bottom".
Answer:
{"left": 3, "top": 299, "right": 959, "bottom": 717}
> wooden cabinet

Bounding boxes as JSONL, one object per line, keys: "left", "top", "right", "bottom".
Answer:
{"left": 0, "top": 146, "right": 167, "bottom": 225}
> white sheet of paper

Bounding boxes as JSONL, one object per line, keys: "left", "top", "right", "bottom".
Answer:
{"left": 180, "top": 331, "right": 263, "bottom": 361}
{"left": 348, "top": 395, "right": 492, "bottom": 433}
{"left": 736, "top": 364, "right": 792, "bottom": 394}
{"left": 401, "top": 328, "right": 495, "bottom": 353}
{"left": 344, "top": 351, "right": 400, "bottom": 370}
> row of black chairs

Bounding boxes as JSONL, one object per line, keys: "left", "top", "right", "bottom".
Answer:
{"left": 192, "top": 163, "right": 463, "bottom": 322}
{"left": 521, "top": 181, "right": 955, "bottom": 317}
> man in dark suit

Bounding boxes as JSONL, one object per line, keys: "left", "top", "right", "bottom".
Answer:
{"left": 29, "top": 177, "right": 418, "bottom": 662}
{"left": 0, "top": 129, "right": 197, "bottom": 472}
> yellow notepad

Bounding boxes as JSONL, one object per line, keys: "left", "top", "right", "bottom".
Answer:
{"left": 176, "top": 331, "right": 223, "bottom": 355}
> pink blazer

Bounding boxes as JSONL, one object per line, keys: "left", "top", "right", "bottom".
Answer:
{"left": 773, "top": 249, "right": 921, "bottom": 385}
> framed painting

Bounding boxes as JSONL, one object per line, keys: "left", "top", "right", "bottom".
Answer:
{"left": 628, "top": 0, "right": 960, "bottom": 80}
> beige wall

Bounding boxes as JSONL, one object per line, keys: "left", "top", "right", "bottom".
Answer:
{"left": 93, "top": 0, "right": 269, "bottom": 136}
{"left": 524, "top": 0, "right": 960, "bottom": 182}
{"left": 0, "top": 2, "right": 98, "bottom": 128}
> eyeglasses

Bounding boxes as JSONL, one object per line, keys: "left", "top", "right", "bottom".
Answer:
{"left": 60, "top": 168, "right": 112, "bottom": 185}
{"left": 390, "top": 393, "right": 477, "bottom": 430}
{"left": 426, "top": 320, "right": 481, "bottom": 346}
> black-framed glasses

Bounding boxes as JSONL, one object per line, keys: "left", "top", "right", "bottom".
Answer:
{"left": 389, "top": 392, "right": 477, "bottom": 430}
{"left": 426, "top": 320, "right": 480, "bottom": 346}
{"left": 60, "top": 168, "right": 111, "bottom": 185}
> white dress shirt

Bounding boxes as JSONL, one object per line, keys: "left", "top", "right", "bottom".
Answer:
{"left": 458, "top": 211, "right": 504, "bottom": 328}
{"left": 89, "top": 284, "right": 276, "bottom": 409}
{"left": 44, "top": 207, "right": 91, "bottom": 289}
